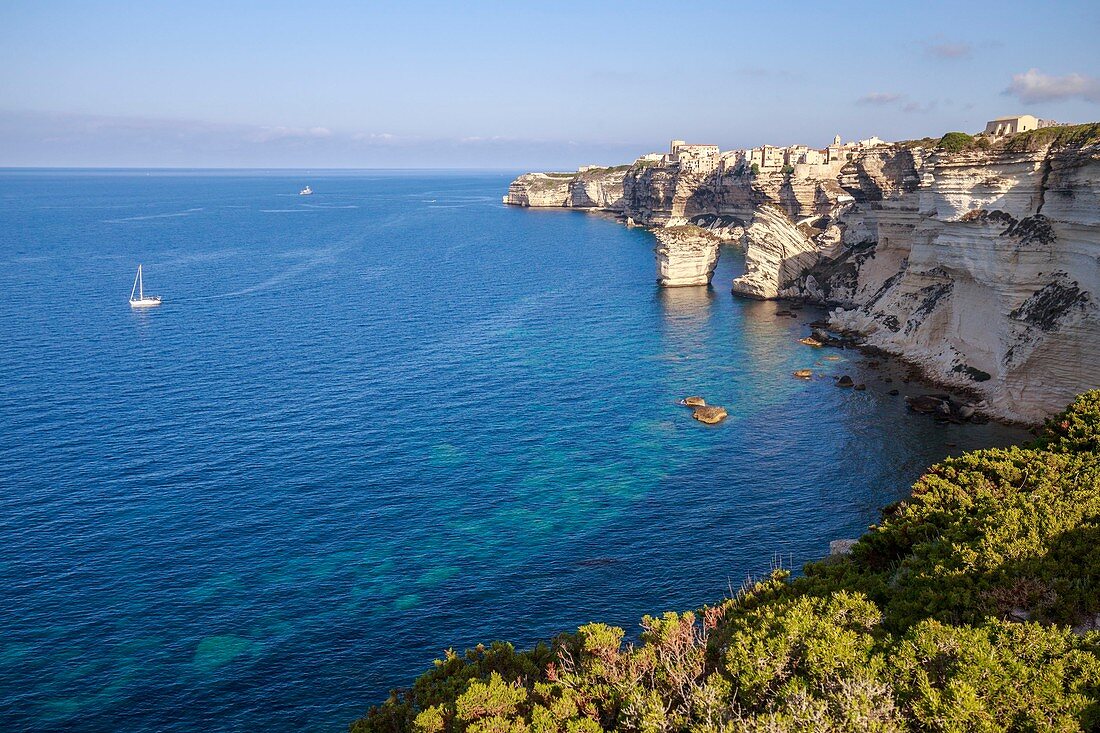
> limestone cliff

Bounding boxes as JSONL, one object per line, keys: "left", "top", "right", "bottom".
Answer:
{"left": 653, "top": 226, "right": 721, "bottom": 287}
{"left": 504, "top": 125, "right": 1100, "bottom": 422}
{"left": 503, "top": 167, "right": 627, "bottom": 209}
{"left": 827, "top": 139, "right": 1099, "bottom": 424}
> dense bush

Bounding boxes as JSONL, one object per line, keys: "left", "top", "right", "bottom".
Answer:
{"left": 352, "top": 392, "right": 1100, "bottom": 732}
{"left": 936, "top": 132, "right": 976, "bottom": 153}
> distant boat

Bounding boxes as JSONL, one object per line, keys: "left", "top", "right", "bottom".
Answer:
{"left": 299, "top": 186, "right": 313, "bottom": 196}
{"left": 129, "top": 264, "right": 162, "bottom": 308}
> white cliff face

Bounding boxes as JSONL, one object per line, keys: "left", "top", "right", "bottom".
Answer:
{"left": 503, "top": 173, "right": 574, "bottom": 207}
{"left": 503, "top": 168, "right": 627, "bottom": 210}
{"left": 568, "top": 169, "right": 627, "bottom": 209}
{"left": 504, "top": 127, "right": 1100, "bottom": 422}
{"left": 829, "top": 142, "right": 1100, "bottom": 423}
{"left": 732, "top": 205, "right": 820, "bottom": 299}
{"left": 653, "top": 226, "right": 720, "bottom": 287}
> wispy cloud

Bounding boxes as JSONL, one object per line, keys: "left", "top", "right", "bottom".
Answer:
{"left": 922, "top": 41, "right": 972, "bottom": 60}
{"left": 0, "top": 109, "right": 651, "bottom": 168}
{"left": 857, "top": 92, "right": 903, "bottom": 106}
{"left": 247, "top": 126, "right": 333, "bottom": 143}
{"left": 1003, "top": 68, "right": 1100, "bottom": 104}
{"left": 902, "top": 100, "right": 938, "bottom": 113}
{"left": 856, "top": 92, "right": 937, "bottom": 113}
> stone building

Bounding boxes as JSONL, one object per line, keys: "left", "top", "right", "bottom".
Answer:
{"left": 748, "top": 145, "right": 786, "bottom": 170}
{"left": 984, "top": 115, "right": 1039, "bottom": 136}
{"left": 783, "top": 145, "right": 827, "bottom": 166}
{"left": 668, "top": 140, "right": 720, "bottom": 174}
{"left": 983, "top": 115, "right": 1061, "bottom": 136}
{"left": 827, "top": 134, "right": 885, "bottom": 162}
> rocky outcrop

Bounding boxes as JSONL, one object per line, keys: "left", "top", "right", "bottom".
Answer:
{"left": 653, "top": 226, "right": 721, "bottom": 287}
{"left": 504, "top": 125, "right": 1100, "bottom": 422}
{"left": 732, "top": 205, "right": 819, "bottom": 299}
{"left": 503, "top": 168, "right": 627, "bottom": 210}
{"left": 691, "top": 405, "right": 728, "bottom": 424}
{"left": 828, "top": 140, "right": 1100, "bottom": 423}
{"left": 503, "top": 173, "right": 574, "bottom": 207}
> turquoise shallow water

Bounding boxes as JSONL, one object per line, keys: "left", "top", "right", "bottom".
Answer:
{"left": 0, "top": 170, "right": 1030, "bottom": 731}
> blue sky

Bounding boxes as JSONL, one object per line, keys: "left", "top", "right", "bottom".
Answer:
{"left": 2, "top": 0, "right": 1098, "bottom": 168}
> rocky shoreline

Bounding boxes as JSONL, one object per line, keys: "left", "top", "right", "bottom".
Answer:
{"left": 504, "top": 125, "right": 1100, "bottom": 425}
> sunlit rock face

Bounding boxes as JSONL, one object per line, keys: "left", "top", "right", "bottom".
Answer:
{"left": 505, "top": 135, "right": 1100, "bottom": 422}
{"left": 653, "top": 226, "right": 720, "bottom": 287}
{"left": 829, "top": 143, "right": 1100, "bottom": 424}
{"left": 503, "top": 169, "right": 627, "bottom": 210}
{"left": 732, "top": 205, "right": 819, "bottom": 300}
{"left": 503, "top": 172, "right": 573, "bottom": 207}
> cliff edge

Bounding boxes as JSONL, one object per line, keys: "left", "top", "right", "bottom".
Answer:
{"left": 504, "top": 125, "right": 1100, "bottom": 423}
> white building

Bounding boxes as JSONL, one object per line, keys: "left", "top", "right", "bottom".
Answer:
{"left": 984, "top": 115, "right": 1039, "bottom": 136}
{"left": 668, "top": 140, "right": 720, "bottom": 174}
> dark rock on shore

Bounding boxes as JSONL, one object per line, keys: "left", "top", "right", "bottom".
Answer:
{"left": 905, "top": 393, "right": 981, "bottom": 423}
{"left": 836, "top": 375, "right": 854, "bottom": 388}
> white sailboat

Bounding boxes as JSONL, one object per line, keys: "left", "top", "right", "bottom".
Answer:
{"left": 129, "top": 264, "right": 162, "bottom": 308}
{"left": 299, "top": 185, "right": 313, "bottom": 195}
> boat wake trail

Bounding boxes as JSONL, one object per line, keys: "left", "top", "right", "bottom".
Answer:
{"left": 103, "top": 208, "right": 204, "bottom": 223}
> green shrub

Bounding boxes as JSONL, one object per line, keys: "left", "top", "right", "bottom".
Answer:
{"left": 352, "top": 392, "right": 1100, "bottom": 732}
{"left": 1037, "top": 390, "right": 1100, "bottom": 454}
{"left": 937, "top": 132, "right": 976, "bottom": 153}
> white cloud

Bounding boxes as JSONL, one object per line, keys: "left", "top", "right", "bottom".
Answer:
{"left": 857, "top": 92, "right": 903, "bottom": 105}
{"left": 923, "top": 41, "right": 972, "bottom": 60}
{"left": 1003, "top": 68, "right": 1100, "bottom": 104}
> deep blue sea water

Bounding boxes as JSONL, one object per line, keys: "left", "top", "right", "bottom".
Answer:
{"left": 0, "top": 170, "right": 1030, "bottom": 731}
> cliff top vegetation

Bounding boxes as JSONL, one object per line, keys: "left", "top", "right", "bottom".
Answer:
{"left": 1001, "top": 122, "right": 1100, "bottom": 153}
{"left": 578, "top": 165, "right": 631, "bottom": 176}
{"left": 352, "top": 391, "right": 1100, "bottom": 733}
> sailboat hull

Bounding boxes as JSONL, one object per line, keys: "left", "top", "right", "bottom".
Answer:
{"left": 130, "top": 297, "right": 162, "bottom": 308}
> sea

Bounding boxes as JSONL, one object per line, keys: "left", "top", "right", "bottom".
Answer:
{"left": 0, "top": 170, "right": 1031, "bottom": 731}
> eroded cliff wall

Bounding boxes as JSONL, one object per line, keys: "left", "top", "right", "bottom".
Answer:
{"left": 504, "top": 127, "right": 1100, "bottom": 422}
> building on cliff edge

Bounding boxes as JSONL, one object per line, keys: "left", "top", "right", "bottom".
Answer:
{"left": 983, "top": 114, "right": 1062, "bottom": 137}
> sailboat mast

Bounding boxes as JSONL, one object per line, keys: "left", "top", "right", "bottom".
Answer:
{"left": 131, "top": 267, "right": 139, "bottom": 301}
{"left": 139, "top": 264, "right": 144, "bottom": 300}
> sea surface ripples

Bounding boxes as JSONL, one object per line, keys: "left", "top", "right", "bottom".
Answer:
{"left": 0, "top": 170, "right": 1030, "bottom": 731}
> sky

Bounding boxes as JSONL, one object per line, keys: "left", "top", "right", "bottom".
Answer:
{"left": 1, "top": 0, "right": 1099, "bottom": 168}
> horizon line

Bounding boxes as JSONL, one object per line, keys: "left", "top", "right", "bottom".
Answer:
{"left": 0, "top": 165, "right": 531, "bottom": 172}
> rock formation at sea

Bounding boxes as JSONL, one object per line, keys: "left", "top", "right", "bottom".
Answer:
{"left": 504, "top": 127, "right": 1100, "bottom": 424}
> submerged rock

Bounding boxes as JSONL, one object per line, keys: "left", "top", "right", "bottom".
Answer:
{"left": 888, "top": 389, "right": 900, "bottom": 396}
{"left": 692, "top": 405, "right": 728, "bottom": 424}
{"left": 792, "top": 369, "right": 813, "bottom": 379}
{"left": 836, "top": 375, "right": 854, "bottom": 387}
{"left": 854, "top": 383, "right": 867, "bottom": 391}
{"left": 682, "top": 396, "right": 706, "bottom": 407}
{"left": 799, "top": 337, "right": 823, "bottom": 347}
